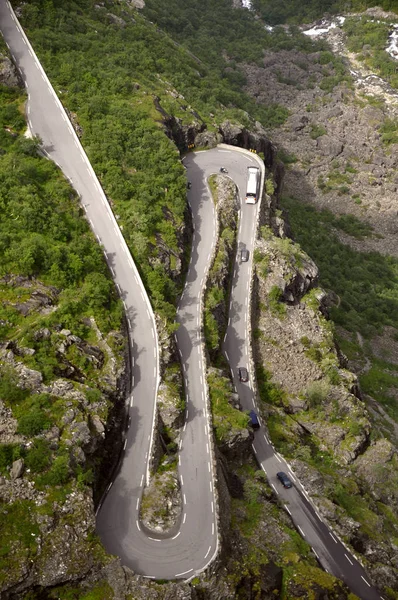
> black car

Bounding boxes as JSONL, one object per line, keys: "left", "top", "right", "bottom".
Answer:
{"left": 240, "top": 248, "right": 249, "bottom": 262}
{"left": 277, "top": 471, "right": 293, "bottom": 489}
{"left": 238, "top": 367, "right": 249, "bottom": 382}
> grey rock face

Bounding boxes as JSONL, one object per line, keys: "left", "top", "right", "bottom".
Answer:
{"left": 0, "top": 54, "right": 22, "bottom": 88}
{"left": 194, "top": 130, "right": 223, "bottom": 148}
{"left": 70, "top": 421, "right": 91, "bottom": 449}
{"left": 218, "top": 426, "right": 254, "bottom": 461}
{"left": 316, "top": 135, "right": 343, "bottom": 157}
{"left": 10, "top": 459, "right": 24, "bottom": 480}
{"left": 219, "top": 120, "right": 276, "bottom": 168}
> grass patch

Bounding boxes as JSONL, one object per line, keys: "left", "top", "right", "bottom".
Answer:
{"left": 360, "top": 359, "right": 398, "bottom": 421}
{"left": 0, "top": 500, "right": 40, "bottom": 586}
{"left": 310, "top": 124, "right": 326, "bottom": 139}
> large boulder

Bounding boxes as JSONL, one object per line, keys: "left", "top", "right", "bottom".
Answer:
{"left": 316, "top": 135, "right": 343, "bottom": 157}
{"left": 10, "top": 459, "right": 24, "bottom": 480}
{"left": 219, "top": 120, "right": 275, "bottom": 168}
{"left": 0, "top": 54, "right": 22, "bottom": 88}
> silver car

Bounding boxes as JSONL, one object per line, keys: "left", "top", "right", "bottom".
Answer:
{"left": 241, "top": 249, "right": 249, "bottom": 262}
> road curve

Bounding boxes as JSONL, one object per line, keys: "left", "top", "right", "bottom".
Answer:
{"left": 98, "top": 148, "right": 258, "bottom": 578}
{"left": 0, "top": 2, "right": 386, "bottom": 594}
{"left": 0, "top": 0, "right": 223, "bottom": 578}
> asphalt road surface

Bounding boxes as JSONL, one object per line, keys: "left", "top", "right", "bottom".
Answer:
{"left": 223, "top": 158, "right": 383, "bottom": 600}
{"left": 0, "top": 1, "right": 387, "bottom": 594}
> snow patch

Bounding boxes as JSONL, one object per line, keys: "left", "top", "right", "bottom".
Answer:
{"left": 303, "top": 16, "right": 345, "bottom": 37}
{"left": 387, "top": 24, "right": 398, "bottom": 59}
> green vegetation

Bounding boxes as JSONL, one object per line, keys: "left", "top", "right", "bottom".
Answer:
{"left": 204, "top": 285, "right": 224, "bottom": 354}
{"left": 229, "top": 463, "right": 346, "bottom": 597}
{"left": 282, "top": 197, "right": 396, "bottom": 336}
{"left": 344, "top": 16, "right": 398, "bottom": 90}
{"left": 144, "top": 0, "right": 326, "bottom": 71}
{"left": 0, "top": 84, "right": 122, "bottom": 382}
{"left": 160, "top": 362, "right": 186, "bottom": 414}
{"left": 277, "top": 148, "right": 298, "bottom": 165}
{"left": 317, "top": 162, "right": 360, "bottom": 196}
{"left": 203, "top": 177, "right": 251, "bottom": 442}
{"left": 26, "top": 581, "right": 115, "bottom": 600}
{"left": 252, "top": 0, "right": 398, "bottom": 25}
{"left": 380, "top": 118, "right": 398, "bottom": 146}
{"left": 309, "top": 123, "right": 327, "bottom": 139}
{"left": 360, "top": 358, "right": 398, "bottom": 421}
{"left": 203, "top": 176, "right": 236, "bottom": 362}
{"left": 282, "top": 195, "right": 398, "bottom": 422}
{"left": 268, "top": 285, "right": 287, "bottom": 317}
{"left": 0, "top": 54, "right": 121, "bottom": 587}
{"left": 0, "top": 500, "right": 40, "bottom": 586}
{"left": 140, "top": 464, "right": 179, "bottom": 526}
{"left": 305, "top": 380, "right": 331, "bottom": 407}
{"left": 13, "top": 0, "right": 320, "bottom": 331}
{"left": 256, "top": 364, "right": 287, "bottom": 406}
{"left": 208, "top": 370, "right": 249, "bottom": 443}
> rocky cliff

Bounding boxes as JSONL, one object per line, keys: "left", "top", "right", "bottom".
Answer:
{"left": 252, "top": 222, "right": 398, "bottom": 592}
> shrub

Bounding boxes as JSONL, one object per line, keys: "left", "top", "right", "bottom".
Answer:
{"left": 265, "top": 179, "right": 275, "bottom": 195}
{"left": 17, "top": 409, "right": 51, "bottom": 437}
{"left": 24, "top": 439, "right": 52, "bottom": 473}
{"left": 310, "top": 124, "right": 326, "bottom": 139}
{"left": 0, "top": 373, "right": 29, "bottom": 405}
{"left": 256, "top": 364, "right": 287, "bottom": 406}
{"left": 277, "top": 148, "right": 298, "bottom": 164}
{"left": 305, "top": 345, "right": 322, "bottom": 363}
{"left": 268, "top": 285, "right": 286, "bottom": 317}
{"left": 281, "top": 196, "right": 394, "bottom": 338}
{"left": 380, "top": 118, "right": 398, "bottom": 146}
{"left": 305, "top": 380, "right": 330, "bottom": 407}
{"left": 0, "top": 444, "right": 21, "bottom": 474}
{"left": 208, "top": 371, "right": 249, "bottom": 442}
{"left": 39, "top": 454, "right": 70, "bottom": 486}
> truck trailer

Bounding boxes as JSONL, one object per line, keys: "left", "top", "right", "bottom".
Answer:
{"left": 245, "top": 166, "right": 259, "bottom": 204}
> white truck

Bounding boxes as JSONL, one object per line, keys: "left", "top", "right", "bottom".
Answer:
{"left": 245, "top": 166, "right": 259, "bottom": 204}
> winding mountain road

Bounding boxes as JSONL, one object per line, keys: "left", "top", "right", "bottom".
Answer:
{"left": 0, "top": 1, "right": 386, "bottom": 596}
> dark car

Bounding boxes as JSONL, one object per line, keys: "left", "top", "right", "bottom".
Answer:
{"left": 187, "top": 181, "right": 192, "bottom": 189}
{"left": 240, "top": 248, "right": 249, "bottom": 262}
{"left": 277, "top": 471, "right": 293, "bottom": 489}
{"left": 238, "top": 367, "right": 249, "bottom": 382}
{"left": 249, "top": 410, "right": 260, "bottom": 430}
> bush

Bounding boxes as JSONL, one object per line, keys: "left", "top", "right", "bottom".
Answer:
{"left": 17, "top": 409, "right": 51, "bottom": 437}
{"left": 24, "top": 439, "right": 52, "bottom": 473}
{"left": 305, "top": 380, "right": 330, "bottom": 407}
{"left": 0, "top": 373, "right": 29, "bottom": 405}
{"left": 268, "top": 285, "right": 286, "bottom": 317}
{"left": 277, "top": 148, "right": 298, "bottom": 164}
{"left": 310, "top": 124, "right": 327, "bottom": 139}
{"left": 380, "top": 118, "right": 398, "bottom": 146}
{"left": 256, "top": 364, "right": 287, "bottom": 406}
{"left": 208, "top": 371, "right": 249, "bottom": 442}
{"left": 0, "top": 444, "right": 22, "bottom": 474}
{"left": 39, "top": 454, "right": 70, "bottom": 486}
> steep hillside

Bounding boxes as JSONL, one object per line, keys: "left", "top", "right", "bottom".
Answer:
{"left": 3, "top": 0, "right": 398, "bottom": 597}
{"left": 251, "top": 0, "right": 398, "bottom": 25}
{"left": 0, "top": 44, "right": 127, "bottom": 598}
{"left": 10, "top": 0, "right": 300, "bottom": 326}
